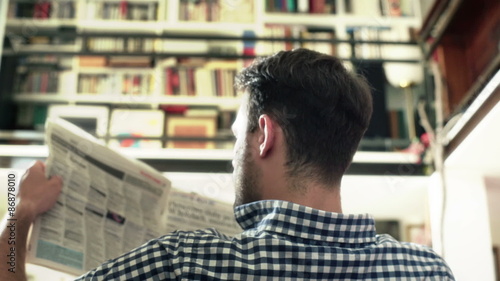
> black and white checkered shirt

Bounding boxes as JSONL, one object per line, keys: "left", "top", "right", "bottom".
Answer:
{"left": 75, "top": 200, "right": 455, "bottom": 280}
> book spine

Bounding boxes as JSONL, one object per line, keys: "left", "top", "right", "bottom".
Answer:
{"left": 120, "top": 0, "right": 128, "bottom": 20}
{"left": 297, "top": 0, "right": 309, "bottom": 13}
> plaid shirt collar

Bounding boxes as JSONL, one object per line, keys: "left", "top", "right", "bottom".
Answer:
{"left": 235, "top": 200, "right": 377, "bottom": 245}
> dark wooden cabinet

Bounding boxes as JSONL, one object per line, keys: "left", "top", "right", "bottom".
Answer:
{"left": 419, "top": 0, "right": 500, "bottom": 118}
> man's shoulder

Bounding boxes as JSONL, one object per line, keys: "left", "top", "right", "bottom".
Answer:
{"left": 376, "top": 234, "right": 440, "bottom": 257}
{"left": 156, "top": 228, "right": 233, "bottom": 245}
{"left": 75, "top": 228, "right": 235, "bottom": 280}
{"left": 375, "top": 234, "right": 454, "bottom": 278}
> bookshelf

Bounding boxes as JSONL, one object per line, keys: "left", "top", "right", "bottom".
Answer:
{"left": 1, "top": 0, "right": 425, "bottom": 154}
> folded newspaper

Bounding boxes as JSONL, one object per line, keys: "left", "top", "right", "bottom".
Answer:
{"left": 27, "top": 118, "right": 242, "bottom": 276}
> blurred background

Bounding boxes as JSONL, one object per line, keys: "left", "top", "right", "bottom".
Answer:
{"left": 0, "top": 0, "right": 498, "bottom": 280}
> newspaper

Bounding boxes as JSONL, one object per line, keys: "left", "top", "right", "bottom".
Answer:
{"left": 27, "top": 118, "right": 242, "bottom": 276}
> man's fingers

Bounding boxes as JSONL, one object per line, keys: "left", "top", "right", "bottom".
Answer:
{"left": 27, "top": 161, "right": 44, "bottom": 175}
{"left": 49, "top": 175, "right": 63, "bottom": 188}
{"left": 39, "top": 160, "right": 46, "bottom": 173}
{"left": 32, "top": 160, "right": 44, "bottom": 169}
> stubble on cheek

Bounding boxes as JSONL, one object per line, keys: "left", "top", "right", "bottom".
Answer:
{"left": 233, "top": 144, "right": 262, "bottom": 207}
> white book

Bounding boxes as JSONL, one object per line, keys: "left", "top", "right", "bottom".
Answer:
{"left": 298, "top": 0, "right": 309, "bottom": 13}
{"left": 351, "top": 0, "right": 381, "bottom": 16}
{"left": 194, "top": 68, "right": 214, "bottom": 97}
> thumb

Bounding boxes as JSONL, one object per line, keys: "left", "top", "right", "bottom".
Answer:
{"left": 48, "top": 175, "right": 63, "bottom": 189}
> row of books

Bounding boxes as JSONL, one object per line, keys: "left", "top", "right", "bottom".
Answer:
{"left": 16, "top": 104, "right": 235, "bottom": 149}
{"left": 8, "top": 1, "right": 76, "bottom": 19}
{"left": 347, "top": 27, "right": 385, "bottom": 59}
{"left": 25, "top": 36, "right": 75, "bottom": 47}
{"left": 346, "top": 26, "right": 417, "bottom": 60}
{"left": 79, "top": 56, "right": 152, "bottom": 68}
{"left": 83, "top": 38, "right": 236, "bottom": 55}
{"left": 265, "top": 0, "right": 336, "bottom": 14}
{"left": 16, "top": 67, "right": 237, "bottom": 97}
{"left": 261, "top": 25, "right": 336, "bottom": 56}
{"left": 105, "top": 106, "right": 232, "bottom": 149}
{"left": 84, "top": 1, "right": 158, "bottom": 21}
{"left": 14, "top": 71, "right": 60, "bottom": 94}
{"left": 165, "top": 66, "right": 237, "bottom": 97}
{"left": 178, "top": 0, "right": 254, "bottom": 22}
{"left": 13, "top": 55, "right": 240, "bottom": 97}
{"left": 19, "top": 55, "right": 60, "bottom": 65}
{"left": 78, "top": 73, "right": 155, "bottom": 95}
{"left": 7, "top": 0, "right": 415, "bottom": 22}
{"left": 85, "top": 38, "right": 156, "bottom": 53}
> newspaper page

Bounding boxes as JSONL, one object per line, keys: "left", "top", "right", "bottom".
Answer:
{"left": 162, "top": 188, "right": 242, "bottom": 237}
{"left": 27, "top": 118, "right": 172, "bottom": 276}
{"left": 27, "top": 118, "right": 242, "bottom": 276}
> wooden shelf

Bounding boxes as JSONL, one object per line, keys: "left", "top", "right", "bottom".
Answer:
{"left": 163, "top": 22, "right": 259, "bottom": 32}
{"left": 0, "top": 144, "right": 424, "bottom": 174}
{"left": 77, "top": 67, "right": 155, "bottom": 74}
{"left": 263, "top": 13, "right": 421, "bottom": 28}
{"left": 343, "top": 15, "right": 421, "bottom": 27}
{"left": 6, "top": 18, "right": 78, "bottom": 30}
{"left": 78, "top": 20, "right": 162, "bottom": 33}
{"left": 3, "top": 49, "right": 421, "bottom": 63}
{"left": 0, "top": 144, "right": 420, "bottom": 163}
{"left": 263, "top": 13, "right": 340, "bottom": 26}
{"left": 13, "top": 94, "right": 242, "bottom": 110}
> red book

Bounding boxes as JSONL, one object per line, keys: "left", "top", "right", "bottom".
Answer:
{"left": 284, "top": 26, "right": 293, "bottom": 50}
{"left": 33, "top": 3, "right": 41, "bottom": 18}
{"left": 165, "top": 69, "right": 173, "bottom": 96}
{"left": 120, "top": 1, "right": 128, "bottom": 20}
{"left": 281, "top": 0, "right": 288, "bottom": 12}
{"left": 168, "top": 68, "right": 180, "bottom": 96}
{"left": 160, "top": 105, "right": 188, "bottom": 114}
{"left": 34, "top": 2, "right": 51, "bottom": 19}
{"left": 187, "top": 68, "right": 195, "bottom": 96}
{"left": 310, "top": 0, "right": 325, "bottom": 13}
{"left": 132, "top": 75, "right": 140, "bottom": 95}
{"left": 213, "top": 69, "right": 219, "bottom": 97}
{"left": 40, "top": 73, "right": 48, "bottom": 93}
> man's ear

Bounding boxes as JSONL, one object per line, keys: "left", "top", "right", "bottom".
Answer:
{"left": 258, "top": 114, "right": 275, "bottom": 157}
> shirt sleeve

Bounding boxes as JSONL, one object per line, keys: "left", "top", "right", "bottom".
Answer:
{"left": 74, "top": 234, "right": 180, "bottom": 281}
{"left": 425, "top": 257, "right": 456, "bottom": 281}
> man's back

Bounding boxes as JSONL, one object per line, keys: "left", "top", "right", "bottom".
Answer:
{"left": 76, "top": 200, "right": 454, "bottom": 280}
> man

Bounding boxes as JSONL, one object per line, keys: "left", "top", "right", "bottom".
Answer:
{"left": 1, "top": 49, "right": 455, "bottom": 280}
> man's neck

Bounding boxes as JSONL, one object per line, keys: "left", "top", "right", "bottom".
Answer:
{"left": 285, "top": 184, "right": 342, "bottom": 213}
{"left": 261, "top": 177, "right": 343, "bottom": 213}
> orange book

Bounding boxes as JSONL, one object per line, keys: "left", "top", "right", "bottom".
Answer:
{"left": 79, "top": 56, "right": 107, "bottom": 67}
{"left": 165, "top": 115, "right": 217, "bottom": 149}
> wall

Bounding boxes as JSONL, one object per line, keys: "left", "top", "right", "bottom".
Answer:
{"left": 429, "top": 102, "right": 500, "bottom": 280}
{"left": 485, "top": 177, "right": 500, "bottom": 246}
{"left": 342, "top": 175, "right": 429, "bottom": 241}
{"left": 485, "top": 176, "right": 500, "bottom": 278}
{"left": 429, "top": 170, "right": 495, "bottom": 280}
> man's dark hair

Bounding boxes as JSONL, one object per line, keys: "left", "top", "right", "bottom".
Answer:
{"left": 235, "top": 48, "right": 373, "bottom": 186}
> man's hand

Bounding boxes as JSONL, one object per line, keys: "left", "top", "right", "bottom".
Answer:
{"left": 17, "top": 161, "right": 63, "bottom": 221}
{"left": 0, "top": 161, "right": 63, "bottom": 281}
